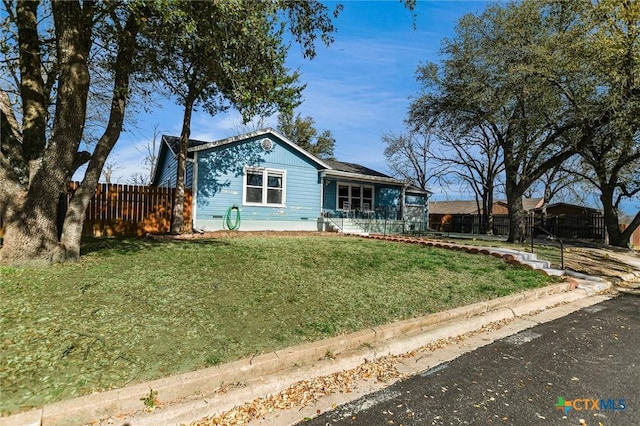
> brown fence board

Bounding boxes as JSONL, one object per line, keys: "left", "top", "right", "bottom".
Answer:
{"left": 0, "top": 183, "right": 191, "bottom": 238}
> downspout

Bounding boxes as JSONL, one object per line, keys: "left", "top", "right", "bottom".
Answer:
{"left": 190, "top": 154, "right": 197, "bottom": 231}
{"left": 319, "top": 171, "right": 326, "bottom": 232}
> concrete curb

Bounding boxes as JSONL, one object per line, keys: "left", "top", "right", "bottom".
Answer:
{"left": 1, "top": 279, "right": 609, "bottom": 426}
{"left": 117, "top": 279, "right": 612, "bottom": 426}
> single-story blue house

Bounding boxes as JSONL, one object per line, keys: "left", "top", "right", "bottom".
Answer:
{"left": 151, "top": 128, "right": 430, "bottom": 233}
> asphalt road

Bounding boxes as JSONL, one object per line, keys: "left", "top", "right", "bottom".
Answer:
{"left": 301, "top": 295, "right": 639, "bottom": 426}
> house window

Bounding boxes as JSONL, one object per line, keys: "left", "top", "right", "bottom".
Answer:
{"left": 244, "top": 168, "right": 286, "bottom": 206}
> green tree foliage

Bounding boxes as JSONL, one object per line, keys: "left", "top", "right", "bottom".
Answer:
{"left": 408, "top": 0, "right": 640, "bottom": 245}
{"left": 140, "top": 1, "right": 313, "bottom": 233}
{"left": 1, "top": 1, "right": 148, "bottom": 263}
{"left": 277, "top": 110, "right": 335, "bottom": 159}
{"left": 410, "top": 2, "right": 582, "bottom": 242}
{"left": 558, "top": 0, "right": 640, "bottom": 247}
{"left": 0, "top": 0, "right": 352, "bottom": 264}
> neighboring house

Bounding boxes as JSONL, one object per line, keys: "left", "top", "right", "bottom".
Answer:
{"left": 493, "top": 198, "right": 545, "bottom": 215}
{"left": 429, "top": 198, "right": 544, "bottom": 234}
{"left": 536, "top": 203, "right": 604, "bottom": 239}
{"left": 152, "top": 128, "right": 430, "bottom": 232}
{"left": 428, "top": 198, "right": 609, "bottom": 240}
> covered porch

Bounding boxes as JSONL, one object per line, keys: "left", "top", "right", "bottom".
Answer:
{"left": 318, "top": 164, "right": 430, "bottom": 233}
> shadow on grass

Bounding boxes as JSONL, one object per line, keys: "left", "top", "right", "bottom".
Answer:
{"left": 80, "top": 236, "right": 230, "bottom": 256}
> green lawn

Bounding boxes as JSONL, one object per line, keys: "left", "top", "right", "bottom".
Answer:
{"left": 0, "top": 235, "right": 558, "bottom": 414}
{"left": 443, "top": 236, "right": 564, "bottom": 267}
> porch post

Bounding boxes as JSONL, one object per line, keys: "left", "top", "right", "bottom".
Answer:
{"left": 319, "top": 172, "right": 325, "bottom": 216}
{"left": 401, "top": 185, "right": 407, "bottom": 221}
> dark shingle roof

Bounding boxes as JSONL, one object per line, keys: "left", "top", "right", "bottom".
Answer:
{"left": 162, "top": 135, "right": 209, "bottom": 159}
{"left": 324, "top": 159, "right": 392, "bottom": 178}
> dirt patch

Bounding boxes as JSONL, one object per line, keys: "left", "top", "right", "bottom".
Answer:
{"left": 562, "top": 246, "right": 640, "bottom": 284}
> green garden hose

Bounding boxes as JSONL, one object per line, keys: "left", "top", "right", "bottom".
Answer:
{"left": 223, "top": 205, "right": 241, "bottom": 230}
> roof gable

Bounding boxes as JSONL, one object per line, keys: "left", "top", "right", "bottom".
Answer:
{"left": 150, "top": 135, "right": 210, "bottom": 185}
{"left": 151, "top": 128, "right": 427, "bottom": 190}
{"left": 188, "top": 128, "right": 331, "bottom": 170}
{"left": 162, "top": 135, "right": 209, "bottom": 157}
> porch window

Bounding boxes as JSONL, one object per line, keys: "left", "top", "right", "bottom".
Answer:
{"left": 363, "top": 187, "right": 373, "bottom": 209}
{"left": 352, "top": 186, "right": 361, "bottom": 209}
{"left": 337, "top": 183, "right": 374, "bottom": 212}
{"left": 244, "top": 167, "right": 286, "bottom": 206}
{"left": 338, "top": 184, "right": 349, "bottom": 211}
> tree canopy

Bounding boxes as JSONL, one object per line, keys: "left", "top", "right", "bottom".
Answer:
{"left": 277, "top": 110, "right": 335, "bottom": 159}
{"left": 140, "top": 1, "right": 313, "bottom": 233}
{"left": 0, "top": 0, "right": 345, "bottom": 264}
{"left": 405, "top": 0, "right": 640, "bottom": 246}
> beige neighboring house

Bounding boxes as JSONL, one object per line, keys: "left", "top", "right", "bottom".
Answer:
{"left": 428, "top": 198, "right": 544, "bottom": 233}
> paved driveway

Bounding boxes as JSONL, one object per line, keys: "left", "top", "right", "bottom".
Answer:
{"left": 302, "top": 295, "right": 639, "bottom": 425}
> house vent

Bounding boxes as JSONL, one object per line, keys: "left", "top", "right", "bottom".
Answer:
{"left": 260, "top": 138, "right": 274, "bottom": 152}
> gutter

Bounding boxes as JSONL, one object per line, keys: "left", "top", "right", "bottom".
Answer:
{"left": 323, "top": 170, "right": 406, "bottom": 186}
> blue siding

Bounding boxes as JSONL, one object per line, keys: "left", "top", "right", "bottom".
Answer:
{"left": 154, "top": 148, "right": 194, "bottom": 189}
{"left": 195, "top": 136, "right": 321, "bottom": 225}
{"left": 155, "top": 151, "right": 176, "bottom": 187}
{"left": 185, "top": 162, "right": 194, "bottom": 188}
{"left": 322, "top": 180, "right": 402, "bottom": 210}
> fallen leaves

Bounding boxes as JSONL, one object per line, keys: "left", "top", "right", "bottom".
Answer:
{"left": 189, "top": 317, "right": 530, "bottom": 425}
{"left": 190, "top": 355, "right": 407, "bottom": 425}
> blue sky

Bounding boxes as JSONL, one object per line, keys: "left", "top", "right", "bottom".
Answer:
{"left": 107, "top": 0, "right": 490, "bottom": 198}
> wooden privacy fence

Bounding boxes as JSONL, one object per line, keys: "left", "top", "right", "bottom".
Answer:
{"left": 0, "top": 183, "right": 192, "bottom": 238}
{"left": 70, "top": 182, "right": 192, "bottom": 237}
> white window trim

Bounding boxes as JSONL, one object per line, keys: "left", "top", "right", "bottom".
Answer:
{"left": 243, "top": 166, "right": 287, "bottom": 207}
{"left": 336, "top": 181, "right": 374, "bottom": 210}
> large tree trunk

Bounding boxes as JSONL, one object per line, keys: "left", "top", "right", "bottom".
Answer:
{"left": 1, "top": 1, "right": 92, "bottom": 265}
{"left": 60, "top": 13, "right": 141, "bottom": 259}
{"left": 1, "top": 195, "right": 64, "bottom": 265}
{"left": 170, "top": 93, "right": 195, "bottom": 234}
{"left": 502, "top": 143, "right": 526, "bottom": 243}
{"left": 505, "top": 175, "right": 525, "bottom": 243}
{"left": 506, "top": 195, "right": 525, "bottom": 243}
{"left": 482, "top": 183, "right": 494, "bottom": 235}
{"left": 600, "top": 186, "right": 635, "bottom": 248}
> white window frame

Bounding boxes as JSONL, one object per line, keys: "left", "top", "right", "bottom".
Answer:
{"left": 243, "top": 166, "right": 287, "bottom": 207}
{"left": 336, "top": 182, "right": 374, "bottom": 211}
